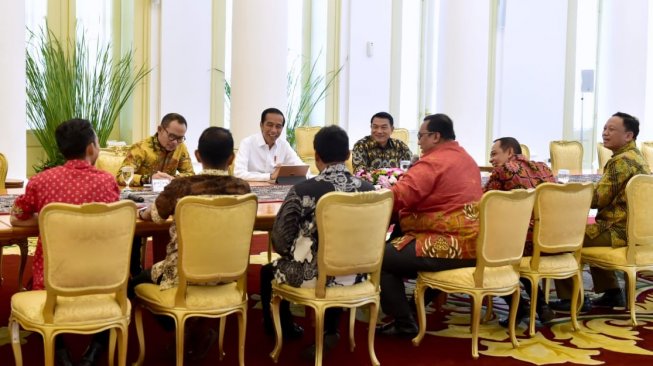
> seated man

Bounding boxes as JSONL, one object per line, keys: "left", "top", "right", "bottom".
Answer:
{"left": 11, "top": 119, "right": 120, "bottom": 366}
{"left": 484, "top": 137, "right": 556, "bottom": 326}
{"left": 233, "top": 107, "right": 304, "bottom": 181}
{"left": 133, "top": 126, "right": 251, "bottom": 361}
{"left": 551, "top": 112, "right": 651, "bottom": 311}
{"left": 259, "top": 125, "right": 374, "bottom": 357}
{"left": 377, "top": 114, "right": 481, "bottom": 337}
{"left": 352, "top": 111, "right": 412, "bottom": 173}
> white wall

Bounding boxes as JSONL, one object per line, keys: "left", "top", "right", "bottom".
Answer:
{"left": 493, "top": 0, "right": 568, "bottom": 163}
{"left": 159, "top": 0, "right": 213, "bottom": 159}
{"left": 0, "top": 1, "right": 27, "bottom": 180}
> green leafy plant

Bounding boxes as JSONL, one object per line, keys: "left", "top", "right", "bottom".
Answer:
{"left": 26, "top": 27, "right": 149, "bottom": 172}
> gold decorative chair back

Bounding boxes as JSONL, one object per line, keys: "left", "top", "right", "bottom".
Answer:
{"left": 391, "top": 128, "right": 409, "bottom": 144}
{"left": 519, "top": 144, "right": 530, "bottom": 160}
{"left": 412, "top": 189, "right": 536, "bottom": 358}
{"left": 132, "top": 194, "right": 257, "bottom": 366}
{"left": 520, "top": 182, "right": 593, "bottom": 335}
{"left": 270, "top": 190, "right": 394, "bottom": 366}
{"left": 549, "top": 140, "right": 583, "bottom": 175}
{"left": 597, "top": 143, "right": 613, "bottom": 174}
{"left": 641, "top": 141, "right": 653, "bottom": 172}
{"left": 96, "top": 145, "right": 130, "bottom": 177}
{"left": 9, "top": 201, "right": 137, "bottom": 366}
{"left": 0, "top": 152, "right": 7, "bottom": 190}
{"left": 295, "top": 126, "right": 322, "bottom": 174}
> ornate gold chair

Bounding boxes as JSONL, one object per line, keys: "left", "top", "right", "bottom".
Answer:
{"left": 549, "top": 140, "right": 583, "bottom": 175}
{"left": 96, "top": 145, "right": 130, "bottom": 177}
{"left": 295, "top": 126, "right": 322, "bottom": 175}
{"left": 641, "top": 141, "right": 653, "bottom": 172}
{"left": 269, "top": 190, "right": 394, "bottom": 366}
{"left": 597, "top": 143, "right": 613, "bottom": 174}
{"left": 520, "top": 182, "right": 593, "bottom": 336}
{"left": 9, "top": 201, "right": 137, "bottom": 366}
{"left": 581, "top": 174, "right": 653, "bottom": 326}
{"left": 390, "top": 128, "right": 409, "bottom": 144}
{"left": 0, "top": 152, "right": 7, "bottom": 190}
{"left": 412, "top": 189, "right": 536, "bottom": 359}
{"left": 133, "top": 194, "right": 258, "bottom": 366}
{"left": 519, "top": 144, "right": 531, "bottom": 160}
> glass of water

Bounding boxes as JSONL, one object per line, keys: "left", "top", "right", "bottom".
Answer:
{"left": 121, "top": 166, "right": 134, "bottom": 192}
{"left": 557, "top": 169, "right": 570, "bottom": 184}
{"left": 400, "top": 160, "right": 411, "bottom": 171}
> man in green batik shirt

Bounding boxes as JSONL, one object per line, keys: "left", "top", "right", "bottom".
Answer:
{"left": 352, "top": 112, "right": 412, "bottom": 173}
{"left": 117, "top": 112, "right": 195, "bottom": 186}
{"left": 552, "top": 112, "right": 651, "bottom": 312}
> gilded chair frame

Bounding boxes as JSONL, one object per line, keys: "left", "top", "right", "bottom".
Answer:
{"left": 641, "top": 141, "right": 653, "bottom": 172}
{"left": 412, "top": 189, "right": 536, "bottom": 359}
{"left": 520, "top": 183, "right": 593, "bottom": 336}
{"left": 519, "top": 144, "right": 531, "bottom": 161}
{"left": 390, "top": 128, "right": 409, "bottom": 144}
{"left": 597, "top": 143, "right": 613, "bottom": 174}
{"left": 549, "top": 140, "right": 583, "bottom": 175}
{"left": 0, "top": 152, "right": 7, "bottom": 190}
{"left": 133, "top": 194, "right": 258, "bottom": 366}
{"left": 269, "top": 190, "right": 394, "bottom": 366}
{"left": 580, "top": 174, "right": 653, "bottom": 326}
{"left": 295, "top": 126, "right": 322, "bottom": 175}
{"left": 9, "top": 201, "right": 137, "bottom": 366}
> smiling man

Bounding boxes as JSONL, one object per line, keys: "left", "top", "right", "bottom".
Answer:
{"left": 352, "top": 111, "right": 412, "bottom": 173}
{"left": 552, "top": 112, "right": 651, "bottom": 312}
{"left": 233, "top": 107, "right": 304, "bottom": 181}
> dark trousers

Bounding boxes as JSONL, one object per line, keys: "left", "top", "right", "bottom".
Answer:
{"left": 131, "top": 236, "right": 144, "bottom": 276}
{"left": 380, "top": 241, "right": 476, "bottom": 326}
{"left": 260, "top": 263, "right": 342, "bottom": 334}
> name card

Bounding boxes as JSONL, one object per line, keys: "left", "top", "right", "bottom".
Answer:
{"left": 152, "top": 178, "right": 170, "bottom": 193}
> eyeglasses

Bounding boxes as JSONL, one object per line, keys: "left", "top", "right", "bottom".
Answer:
{"left": 417, "top": 131, "right": 435, "bottom": 140}
{"left": 162, "top": 126, "right": 186, "bottom": 142}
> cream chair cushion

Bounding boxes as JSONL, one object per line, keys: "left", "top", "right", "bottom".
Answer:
{"left": 274, "top": 280, "right": 376, "bottom": 300}
{"left": 581, "top": 246, "right": 653, "bottom": 266}
{"left": 135, "top": 282, "right": 242, "bottom": 309}
{"left": 418, "top": 266, "right": 519, "bottom": 289}
{"left": 520, "top": 253, "right": 578, "bottom": 274}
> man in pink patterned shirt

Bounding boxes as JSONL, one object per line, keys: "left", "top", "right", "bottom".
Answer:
{"left": 11, "top": 119, "right": 120, "bottom": 366}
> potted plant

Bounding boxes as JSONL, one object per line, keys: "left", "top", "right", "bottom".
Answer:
{"left": 26, "top": 27, "right": 149, "bottom": 171}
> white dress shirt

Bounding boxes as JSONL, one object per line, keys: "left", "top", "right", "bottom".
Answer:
{"left": 234, "top": 133, "right": 304, "bottom": 181}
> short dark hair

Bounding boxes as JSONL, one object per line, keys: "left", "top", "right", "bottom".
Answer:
{"left": 260, "top": 107, "right": 285, "bottom": 126}
{"left": 493, "top": 137, "right": 522, "bottom": 155}
{"left": 613, "top": 112, "right": 640, "bottom": 140}
{"left": 370, "top": 111, "right": 394, "bottom": 127}
{"left": 314, "top": 125, "right": 349, "bottom": 163}
{"left": 198, "top": 127, "right": 234, "bottom": 168}
{"left": 55, "top": 119, "right": 97, "bottom": 160}
{"left": 161, "top": 113, "right": 187, "bottom": 128}
{"left": 424, "top": 113, "right": 456, "bottom": 140}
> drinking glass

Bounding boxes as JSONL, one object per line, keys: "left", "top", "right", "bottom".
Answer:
{"left": 121, "top": 166, "right": 134, "bottom": 192}
{"left": 557, "top": 169, "right": 570, "bottom": 184}
{"left": 400, "top": 160, "right": 411, "bottom": 171}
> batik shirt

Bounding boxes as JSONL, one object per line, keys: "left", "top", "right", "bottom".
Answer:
{"left": 11, "top": 160, "right": 120, "bottom": 290}
{"left": 352, "top": 135, "right": 412, "bottom": 173}
{"left": 271, "top": 163, "right": 375, "bottom": 288}
{"left": 588, "top": 141, "right": 650, "bottom": 247}
{"left": 117, "top": 134, "right": 194, "bottom": 186}
{"left": 149, "top": 170, "right": 251, "bottom": 290}
{"left": 391, "top": 141, "right": 482, "bottom": 259}
{"left": 484, "top": 155, "right": 555, "bottom": 192}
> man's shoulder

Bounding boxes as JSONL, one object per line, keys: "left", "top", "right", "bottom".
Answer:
{"left": 353, "top": 136, "right": 373, "bottom": 148}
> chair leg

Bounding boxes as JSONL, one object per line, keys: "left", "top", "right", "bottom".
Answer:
{"left": 509, "top": 291, "right": 520, "bottom": 349}
{"left": 175, "top": 316, "right": 185, "bottom": 366}
{"left": 367, "top": 301, "right": 380, "bottom": 366}
{"left": 0, "top": 246, "right": 4, "bottom": 285}
{"left": 133, "top": 305, "right": 146, "bottom": 366}
{"left": 219, "top": 316, "right": 226, "bottom": 360}
{"left": 237, "top": 308, "right": 247, "bottom": 366}
{"left": 543, "top": 278, "right": 551, "bottom": 304}
{"left": 482, "top": 296, "right": 493, "bottom": 323}
{"left": 625, "top": 269, "right": 638, "bottom": 326}
{"left": 108, "top": 328, "right": 116, "bottom": 366}
{"left": 269, "top": 295, "right": 283, "bottom": 362}
{"left": 44, "top": 330, "right": 55, "bottom": 366}
{"left": 411, "top": 282, "right": 427, "bottom": 347}
{"left": 528, "top": 276, "right": 538, "bottom": 337}
{"left": 570, "top": 273, "right": 581, "bottom": 331}
{"left": 117, "top": 326, "right": 129, "bottom": 366}
{"left": 471, "top": 294, "right": 482, "bottom": 359}
{"left": 314, "top": 306, "right": 325, "bottom": 366}
{"left": 17, "top": 238, "right": 28, "bottom": 291}
{"left": 348, "top": 307, "right": 356, "bottom": 352}
{"left": 9, "top": 317, "right": 23, "bottom": 366}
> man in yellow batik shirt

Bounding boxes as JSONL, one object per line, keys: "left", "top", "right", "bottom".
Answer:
{"left": 552, "top": 112, "right": 650, "bottom": 312}
{"left": 116, "top": 112, "right": 194, "bottom": 186}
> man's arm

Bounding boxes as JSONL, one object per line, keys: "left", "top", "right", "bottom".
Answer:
{"left": 270, "top": 188, "right": 302, "bottom": 256}
{"left": 351, "top": 142, "right": 368, "bottom": 173}
{"left": 398, "top": 140, "right": 412, "bottom": 161}
{"left": 592, "top": 159, "right": 627, "bottom": 209}
{"left": 10, "top": 214, "right": 38, "bottom": 226}
{"left": 174, "top": 144, "right": 195, "bottom": 177}
{"left": 117, "top": 145, "right": 145, "bottom": 186}
{"left": 233, "top": 138, "right": 272, "bottom": 181}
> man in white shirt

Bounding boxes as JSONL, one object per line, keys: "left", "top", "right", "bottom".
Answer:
{"left": 234, "top": 107, "right": 304, "bottom": 181}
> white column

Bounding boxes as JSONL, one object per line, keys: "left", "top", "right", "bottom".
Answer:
{"left": 435, "top": 0, "right": 490, "bottom": 164}
{"left": 230, "top": 0, "right": 288, "bottom": 147}
{"left": 0, "top": 2, "right": 27, "bottom": 180}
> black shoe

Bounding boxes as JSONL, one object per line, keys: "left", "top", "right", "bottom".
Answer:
{"left": 592, "top": 288, "right": 626, "bottom": 308}
{"left": 499, "top": 303, "right": 529, "bottom": 328}
{"left": 549, "top": 298, "right": 592, "bottom": 313}
{"left": 375, "top": 321, "right": 418, "bottom": 338}
{"left": 263, "top": 319, "right": 304, "bottom": 340}
{"left": 537, "top": 303, "right": 556, "bottom": 323}
{"left": 78, "top": 341, "right": 104, "bottom": 366}
{"left": 300, "top": 332, "right": 340, "bottom": 361}
{"left": 55, "top": 347, "right": 73, "bottom": 366}
{"left": 186, "top": 328, "right": 218, "bottom": 361}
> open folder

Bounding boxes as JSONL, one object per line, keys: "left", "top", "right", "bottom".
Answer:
{"left": 275, "top": 164, "right": 310, "bottom": 185}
